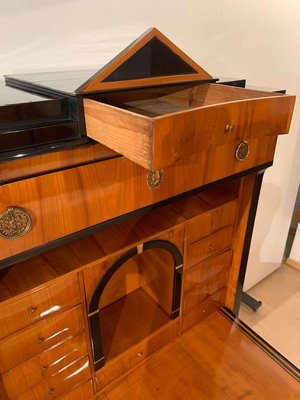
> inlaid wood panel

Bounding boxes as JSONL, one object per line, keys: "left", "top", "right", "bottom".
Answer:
{"left": 186, "top": 226, "right": 233, "bottom": 268}
{"left": 184, "top": 250, "right": 232, "bottom": 292}
{"left": 0, "top": 305, "right": 84, "bottom": 373}
{"left": 183, "top": 270, "right": 228, "bottom": 313}
{"left": 0, "top": 135, "right": 276, "bottom": 262}
{"left": 186, "top": 200, "right": 237, "bottom": 245}
{"left": 0, "top": 273, "right": 80, "bottom": 339}
{"left": 1, "top": 332, "right": 87, "bottom": 398}
{"left": 17, "top": 356, "right": 90, "bottom": 400}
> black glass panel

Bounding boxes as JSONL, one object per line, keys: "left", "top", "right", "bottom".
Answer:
{"left": 103, "top": 37, "right": 197, "bottom": 82}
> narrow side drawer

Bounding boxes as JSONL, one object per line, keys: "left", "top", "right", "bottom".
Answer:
{"left": 0, "top": 273, "right": 80, "bottom": 340}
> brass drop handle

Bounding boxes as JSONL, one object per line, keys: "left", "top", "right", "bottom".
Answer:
{"left": 207, "top": 268, "right": 212, "bottom": 274}
{"left": 38, "top": 337, "right": 45, "bottom": 345}
{"left": 208, "top": 245, "right": 214, "bottom": 253}
{"left": 29, "top": 306, "right": 38, "bottom": 314}
{"left": 48, "top": 387, "right": 55, "bottom": 395}
{"left": 225, "top": 124, "right": 235, "bottom": 133}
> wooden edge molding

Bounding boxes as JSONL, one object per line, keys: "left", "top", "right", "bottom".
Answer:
{"left": 219, "top": 307, "right": 300, "bottom": 382}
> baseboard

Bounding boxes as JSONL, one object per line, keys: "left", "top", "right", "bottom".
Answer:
{"left": 286, "top": 257, "right": 300, "bottom": 271}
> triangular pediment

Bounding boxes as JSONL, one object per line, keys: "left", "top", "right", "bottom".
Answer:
{"left": 76, "top": 28, "right": 212, "bottom": 93}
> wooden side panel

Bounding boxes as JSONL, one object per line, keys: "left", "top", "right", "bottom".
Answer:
{"left": 99, "top": 258, "right": 141, "bottom": 309}
{"left": 84, "top": 99, "right": 153, "bottom": 169}
{"left": 225, "top": 173, "right": 257, "bottom": 310}
{"left": 0, "top": 136, "right": 276, "bottom": 262}
{"left": 139, "top": 248, "right": 175, "bottom": 315}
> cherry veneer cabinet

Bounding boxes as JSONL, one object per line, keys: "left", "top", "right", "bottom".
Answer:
{"left": 0, "top": 29, "right": 297, "bottom": 399}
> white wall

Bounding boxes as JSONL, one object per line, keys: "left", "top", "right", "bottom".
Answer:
{"left": 1, "top": 1, "right": 300, "bottom": 289}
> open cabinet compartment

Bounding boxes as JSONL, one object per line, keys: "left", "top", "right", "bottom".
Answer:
{"left": 87, "top": 240, "right": 183, "bottom": 370}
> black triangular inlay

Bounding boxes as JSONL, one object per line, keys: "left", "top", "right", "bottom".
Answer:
{"left": 103, "top": 37, "right": 197, "bottom": 82}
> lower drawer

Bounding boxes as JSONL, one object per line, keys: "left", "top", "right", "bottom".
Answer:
{"left": 1, "top": 332, "right": 87, "bottom": 398}
{"left": 17, "top": 356, "right": 91, "bottom": 400}
{"left": 186, "top": 226, "right": 233, "bottom": 268}
{"left": 57, "top": 380, "right": 94, "bottom": 400}
{"left": 183, "top": 270, "right": 228, "bottom": 313}
{"left": 184, "top": 250, "right": 232, "bottom": 292}
{"left": 0, "top": 305, "right": 84, "bottom": 373}
{"left": 181, "top": 288, "right": 226, "bottom": 332}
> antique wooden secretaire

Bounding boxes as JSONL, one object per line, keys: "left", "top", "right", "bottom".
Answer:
{"left": 0, "top": 28, "right": 299, "bottom": 399}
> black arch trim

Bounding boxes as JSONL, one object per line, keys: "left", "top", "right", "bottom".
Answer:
{"left": 88, "top": 239, "right": 183, "bottom": 370}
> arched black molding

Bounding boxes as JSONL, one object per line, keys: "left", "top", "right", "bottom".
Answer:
{"left": 88, "top": 239, "right": 183, "bottom": 371}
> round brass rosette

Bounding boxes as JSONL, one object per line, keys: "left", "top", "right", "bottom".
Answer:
{"left": 0, "top": 207, "right": 32, "bottom": 239}
{"left": 147, "top": 170, "right": 163, "bottom": 190}
{"left": 235, "top": 141, "right": 250, "bottom": 162}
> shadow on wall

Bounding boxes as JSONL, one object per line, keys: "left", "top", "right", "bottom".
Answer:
{"left": 244, "top": 182, "right": 281, "bottom": 291}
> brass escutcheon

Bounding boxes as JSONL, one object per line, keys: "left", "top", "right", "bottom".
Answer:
{"left": 147, "top": 170, "right": 163, "bottom": 190}
{"left": 0, "top": 206, "right": 32, "bottom": 239}
{"left": 235, "top": 141, "right": 250, "bottom": 161}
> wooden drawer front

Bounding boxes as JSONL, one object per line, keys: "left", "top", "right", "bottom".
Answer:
{"left": 186, "top": 226, "right": 233, "bottom": 269}
{"left": 183, "top": 270, "right": 228, "bottom": 313}
{"left": 17, "top": 356, "right": 91, "bottom": 400}
{"left": 1, "top": 332, "right": 87, "bottom": 398}
{"left": 181, "top": 288, "right": 226, "bottom": 332}
{"left": 0, "top": 305, "right": 84, "bottom": 373}
{"left": 84, "top": 85, "right": 294, "bottom": 171}
{"left": 186, "top": 200, "right": 237, "bottom": 245}
{"left": 1, "top": 134, "right": 276, "bottom": 262}
{"left": 184, "top": 250, "right": 232, "bottom": 292}
{"left": 0, "top": 274, "right": 80, "bottom": 340}
{"left": 57, "top": 380, "right": 94, "bottom": 400}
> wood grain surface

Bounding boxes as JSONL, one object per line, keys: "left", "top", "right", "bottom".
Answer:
{"left": 84, "top": 83, "right": 294, "bottom": 170}
{"left": 0, "top": 135, "right": 276, "bottom": 261}
{"left": 96, "top": 311, "right": 299, "bottom": 400}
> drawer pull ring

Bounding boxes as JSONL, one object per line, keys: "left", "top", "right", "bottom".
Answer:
{"left": 0, "top": 206, "right": 32, "bottom": 239}
{"left": 38, "top": 337, "right": 45, "bottom": 345}
{"left": 225, "top": 124, "right": 235, "bottom": 133}
{"left": 48, "top": 387, "right": 55, "bottom": 395}
{"left": 29, "top": 306, "right": 38, "bottom": 314}
{"left": 236, "top": 141, "right": 250, "bottom": 161}
{"left": 147, "top": 170, "right": 163, "bottom": 190}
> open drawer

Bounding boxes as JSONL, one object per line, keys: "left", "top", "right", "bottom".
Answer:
{"left": 83, "top": 83, "right": 295, "bottom": 171}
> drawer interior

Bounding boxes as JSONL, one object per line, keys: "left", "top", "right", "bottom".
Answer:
{"left": 87, "top": 83, "right": 282, "bottom": 118}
